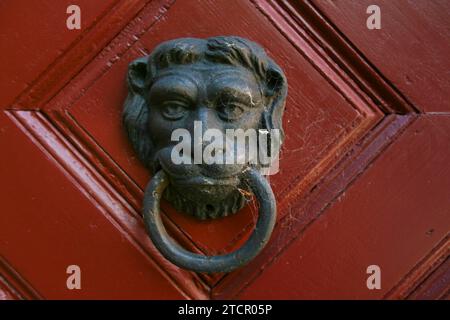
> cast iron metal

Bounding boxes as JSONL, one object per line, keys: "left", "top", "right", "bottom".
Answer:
{"left": 123, "top": 36, "right": 287, "bottom": 273}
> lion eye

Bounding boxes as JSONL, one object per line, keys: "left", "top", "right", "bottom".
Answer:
{"left": 161, "top": 101, "right": 189, "bottom": 120}
{"left": 218, "top": 103, "right": 245, "bottom": 121}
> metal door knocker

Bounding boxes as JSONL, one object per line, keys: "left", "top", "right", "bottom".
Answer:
{"left": 123, "top": 36, "right": 287, "bottom": 273}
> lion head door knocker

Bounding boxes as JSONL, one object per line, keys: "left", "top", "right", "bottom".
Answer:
{"left": 123, "top": 36, "right": 287, "bottom": 273}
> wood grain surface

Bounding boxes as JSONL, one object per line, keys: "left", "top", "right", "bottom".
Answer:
{"left": 0, "top": 0, "right": 448, "bottom": 299}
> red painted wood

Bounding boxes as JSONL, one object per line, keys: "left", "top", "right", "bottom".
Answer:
{"left": 407, "top": 256, "right": 450, "bottom": 300}
{"left": 0, "top": 0, "right": 120, "bottom": 109}
{"left": 212, "top": 114, "right": 414, "bottom": 298}
{"left": 1, "top": 0, "right": 448, "bottom": 299}
{"left": 385, "top": 235, "right": 449, "bottom": 299}
{"left": 312, "top": 0, "right": 450, "bottom": 113}
{"left": 0, "top": 112, "right": 186, "bottom": 299}
{"left": 278, "top": 0, "right": 416, "bottom": 114}
{"left": 66, "top": 0, "right": 377, "bottom": 260}
{"left": 0, "top": 280, "right": 19, "bottom": 300}
{"left": 236, "top": 116, "right": 450, "bottom": 299}
{"left": 0, "top": 256, "right": 41, "bottom": 299}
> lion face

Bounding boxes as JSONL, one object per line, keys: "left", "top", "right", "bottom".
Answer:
{"left": 123, "top": 37, "right": 287, "bottom": 219}
{"left": 148, "top": 63, "right": 264, "bottom": 218}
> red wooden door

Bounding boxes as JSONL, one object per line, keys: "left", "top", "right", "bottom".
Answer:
{"left": 1, "top": 0, "right": 449, "bottom": 300}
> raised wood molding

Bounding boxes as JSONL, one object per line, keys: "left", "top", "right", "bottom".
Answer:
{"left": 292, "top": 0, "right": 419, "bottom": 114}
{"left": 7, "top": 110, "right": 209, "bottom": 300}
{"left": 212, "top": 114, "right": 415, "bottom": 298}
{"left": 386, "top": 235, "right": 449, "bottom": 300}
{"left": 1, "top": 0, "right": 445, "bottom": 299}
{"left": 0, "top": 256, "right": 41, "bottom": 300}
{"left": 408, "top": 256, "right": 449, "bottom": 300}
{"left": 10, "top": 0, "right": 172, "bottom": 111}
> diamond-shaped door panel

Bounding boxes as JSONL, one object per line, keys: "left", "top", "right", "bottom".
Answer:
{"left": 13, "top": 0, "right": 383, "bottom": 290}
{"left": 4, "top": 0, "right": 448, "bottom": 300}
{"left": 42, "top": 0, "right": 380, "bottom": 261}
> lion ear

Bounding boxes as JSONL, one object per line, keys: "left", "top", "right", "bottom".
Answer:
{"left": 263, "top": 65, "right": 287, "bottom": 141}
{"left": 123, "top": 56, "right": 153, "bottom": 169}
{"left": 127, "top": 57, "right": 148, "bottom": 95}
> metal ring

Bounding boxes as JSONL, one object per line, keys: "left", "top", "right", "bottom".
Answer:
{"left": 142, "top": 168, "right": 276, "bottom": 273}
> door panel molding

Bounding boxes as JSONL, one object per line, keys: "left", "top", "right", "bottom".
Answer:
{"left": 0, "top": 256, "right": 41, "bottom": 300}
{"left": 1, "top": 0, "right": 447, "bottom": 299}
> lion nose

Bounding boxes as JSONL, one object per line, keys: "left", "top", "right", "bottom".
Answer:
{"left": 197, "top": 107, "right": 219, "bottom": 134}
{"left": 181, "top": 106, "right": 244, "bottom": 174}
{"left": 189, "top": 107, "right": 232, "bottom": 168}
{"left": 192, "top": 107, "right": 222, "bottom": 148}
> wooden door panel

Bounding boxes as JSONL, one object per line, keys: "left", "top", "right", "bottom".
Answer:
{"left": 1, "top": 0, "right": 448, "bottom": 299}
{"left": 35, "top": 0, "right": 382, "bottom": 289}
{"left": 407, "top": 257, "right": 450, "bottom": 300}
{"left": 0, "top": 0, "right": 119, "bottom": 108}
{"left": 1, "top": 0, "right": 156, "bottom": 112}
{"left": 0, "top": 280, "right": 19, "bottom": 300}
{"left": 236, "top": 115, "right": 450, "bottom": 299}
{"left": 311, "top": 0, "right": 450, "bottom": 113}
{"left": 0, "top": 112, "right": 187, "bottom": 299}
{"left": 57, "top": 0, "right": 380, "bottom": 261}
